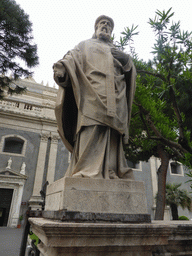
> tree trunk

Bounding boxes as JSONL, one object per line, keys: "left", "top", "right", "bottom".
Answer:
{"left": 154, "top": 145, "right": 170, "bottom": 220}
{"left": 170, "top": 203, "right": 179, "bottom": 220}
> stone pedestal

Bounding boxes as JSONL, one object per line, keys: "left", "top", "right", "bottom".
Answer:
{"left": 45, "top": 177, "right": 149, "bottom": 221}
{"left": 30, "top": 178, "right": 192, "bottom": 255}
{"left": 29, "top": 218, "right": 192, "bottom": 256}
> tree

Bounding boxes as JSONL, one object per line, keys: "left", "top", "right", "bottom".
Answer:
{"left": 0, "top": 0, "right": 39, "bottom": 99}
{"left": 116, "top": 8, "right": 192, "bottom": 220}
{"left": 166, "top": 183, "right": 191, "bottom": 220}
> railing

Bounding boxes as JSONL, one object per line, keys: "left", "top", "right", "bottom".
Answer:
{"left": 0, "top": 100, "right": 42, "bottom": 115}
{"left": 0, "top": 100, "right": 55, "bottom": 120}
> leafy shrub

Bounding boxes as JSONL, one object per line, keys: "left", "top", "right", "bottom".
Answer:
{"left": 178, "top": 215, "right": 189, "bottom": 220}
{"left": 29, "top": 233, "right": 39, "bottom": 246}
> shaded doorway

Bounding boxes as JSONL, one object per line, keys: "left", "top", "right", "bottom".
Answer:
{"left": 0, "top": 188, "right": 13, "bottom": 226}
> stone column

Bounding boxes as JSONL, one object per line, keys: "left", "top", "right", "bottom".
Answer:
{"left": 29, "top": 132, "right": 49, "bottom": 210}
{"left": 150, "top": 156, "right": 158, "bottom": 219}
{"left": 46, "top": 133, "right": 59, "bottom": 184}
{"left": 150, "top": 156, "right": 158, "bottom": 204}
{"left": 9, "top": 183, "right": 25, "bottom": 227}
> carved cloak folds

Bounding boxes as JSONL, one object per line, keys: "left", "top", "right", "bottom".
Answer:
{"left": 54, "top": 38, "right": 136, "bottom": 178}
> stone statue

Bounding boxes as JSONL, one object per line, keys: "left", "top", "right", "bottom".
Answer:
{"left": 6, "top": 157, "right": 12, "bottom": 169}
{"left": 53, "top": 15, "right": 136, "bottom": 179}
{"left": 20, "top": 162, "right": 26, "bottom": 175}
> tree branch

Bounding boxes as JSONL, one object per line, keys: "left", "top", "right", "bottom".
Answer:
{"left": 147, "top": 137, "right": 185, "bottom": 158}
{"left": 137, "top": 70, "right": 166, "bottom": 82}
{"left": 136, "top": 102, "right": 189, "bottom": 155}
{"left": 146, "top": 115, "right": 188, "bottom": 154}
{"left": 169, "top": 85, "right": 184, "bottom": 138}
{"left": 131, "top": 111, "right": 140, "bottom": 118}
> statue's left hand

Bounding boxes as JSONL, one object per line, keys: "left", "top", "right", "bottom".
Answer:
{"left": 111, "top": 48, "right": 129, "bottom": 66}
{"left": 53, "top": 62, "right": 66, "bottom": 78}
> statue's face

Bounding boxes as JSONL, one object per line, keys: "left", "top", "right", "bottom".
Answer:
{"left": 95, "top": 19, "right": 112, "bottom": 41}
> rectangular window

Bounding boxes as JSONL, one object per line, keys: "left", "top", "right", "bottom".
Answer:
{"left": 3, "top": 138, "right": 24, "bottom": 154}
{"left": 170, "top": 161, "right": 183, "bottom": 176}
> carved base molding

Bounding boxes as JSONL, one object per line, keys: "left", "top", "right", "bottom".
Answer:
{"left": 28, "top": 195, "right": 43, "bottom": 211}
{"left": 43, "top": 210, "right": 151, "bottom": 223}
{"left": 29, "top": 218, "right": 192, "bottom": 256}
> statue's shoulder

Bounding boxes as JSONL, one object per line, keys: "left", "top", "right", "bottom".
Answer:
{"left": 77, "top": 39, "right": 94, "bottom": 50}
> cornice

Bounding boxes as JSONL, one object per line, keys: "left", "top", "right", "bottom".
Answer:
{"left": 0, "top": 110, "right": 57, "bottom": 125}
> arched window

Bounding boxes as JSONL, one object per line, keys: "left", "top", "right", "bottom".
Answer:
{"left": 3, "top": 137, "right": 24, "bottom": 154}
{"left": 0, "top": 135, "right": 27, "bottom": 156}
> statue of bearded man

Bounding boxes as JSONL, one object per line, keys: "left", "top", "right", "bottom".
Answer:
{"left": 53, "top": 15, "right": 136, "bottom": 179}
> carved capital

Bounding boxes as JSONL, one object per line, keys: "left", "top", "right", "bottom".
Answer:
{"left": 51, "top": 134, "right": 60, "bottom": 144}
{"left": 40, "top": 132, "right": 50, "bottom": 142}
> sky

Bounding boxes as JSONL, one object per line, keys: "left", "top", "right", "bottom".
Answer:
{"left": 15, "top": 0, "right": 192, "bottom": 87}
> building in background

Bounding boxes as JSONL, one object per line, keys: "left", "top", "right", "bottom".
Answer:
{"left": 0, "top": 77, "right": 69, "bottom": 227}
{"left": 0, "top": 78, "right": 191, "bottom": 227}
{"left": 130, "top": 158, "right": 192, "bottom": 220}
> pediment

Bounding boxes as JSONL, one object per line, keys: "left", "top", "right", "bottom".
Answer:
{"left": 0, "top": 169, "right": 27, "bottom": 179}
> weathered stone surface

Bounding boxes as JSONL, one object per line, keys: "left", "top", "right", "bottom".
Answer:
{"left": 54, "top": 15, "right": 137, "bottom": 179}
{"left": 45, "top": 177, "right": 148, "bottom": 215}
{"left": 43, "top": 210, "right": 151, "bottom": 223}
{"left": 29, "top": 218, "right": 192, "bottom": 256}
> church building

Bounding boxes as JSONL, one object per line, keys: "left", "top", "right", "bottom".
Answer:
{"left": 0, "top": 77, "right": 191, "bottom": 227}
{"left": 0, "top": 77, "right": 69, "bottom": 227}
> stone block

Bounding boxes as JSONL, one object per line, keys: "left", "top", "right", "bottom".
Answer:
{"left": 45, "top": 177, "right": 148, "bottom": 215}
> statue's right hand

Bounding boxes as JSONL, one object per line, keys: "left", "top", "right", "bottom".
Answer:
{"left": 53, "top": 62, "right": 66, "bottom": 78}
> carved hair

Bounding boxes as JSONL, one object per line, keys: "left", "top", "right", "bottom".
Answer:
{"left": 92, "top": 15, "right": 114, "bottom": 42}
{"left": 94, "top": 15, "right": 114, "bottom": 31}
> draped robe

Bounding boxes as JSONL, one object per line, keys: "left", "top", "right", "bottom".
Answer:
{"left": 54, "top": 38, "right": 136, "bottom": 179}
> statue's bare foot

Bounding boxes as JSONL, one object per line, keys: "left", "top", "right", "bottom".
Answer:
{"left": 109, "top": 170, "right": 119, "bottom": 179}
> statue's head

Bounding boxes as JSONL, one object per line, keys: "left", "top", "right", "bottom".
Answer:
{"left": 94, "top": 15, "right": 114, "bottom": 41}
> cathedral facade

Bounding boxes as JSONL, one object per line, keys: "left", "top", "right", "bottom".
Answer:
{"left": 0, "top": 77, "right": 191, "bottom": 227}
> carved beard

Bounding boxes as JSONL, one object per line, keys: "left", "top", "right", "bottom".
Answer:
{"left": 98, "top": 31, "right": 110, "bottom": 41}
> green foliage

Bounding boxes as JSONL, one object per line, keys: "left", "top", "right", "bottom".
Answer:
{"left": 0, "top": 0, "right": 39, "bottom": 99}
{"left": 178, "top": 215, "right": 189, "bottom": 220}
{"left": 125, "top": 71, "right": 178, "bottom": 162}
{"left": 148, "top": 7, "right": 192, "bottom": 139}
{"left": 29, "top": 233, "right": 39, "bottom": 246}
{"left": 19, "top": 215, "right": 23, "bottom": 221}
{"left": 166, "top": 183, "right": 191, "bottom": 211}
{"left": 118, "top": 8, "right": 192, "bottom": 219}
{"left": 118, "top": 8, "right": 192, "bottom": 168}
{"left": 114, "top": 24, "right": 139, "bottom": 57}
